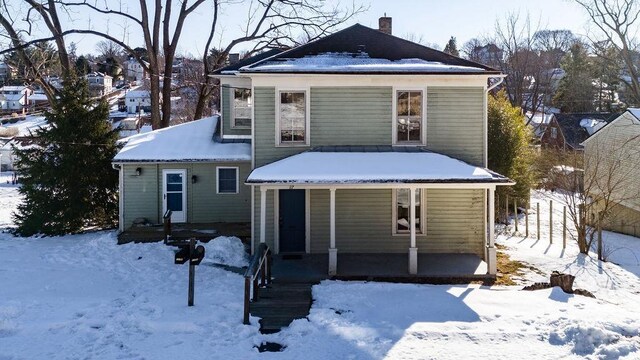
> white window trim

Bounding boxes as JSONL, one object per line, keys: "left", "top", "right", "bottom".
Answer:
{"left": 392, "top": 86, "right": 427, "bottom": 146}
{"left": 391, "top": 188, "right": 425, "bottom": 236}
{"left": 275, "top": 87, "right": 311, "bottom": 147}
{"left": 216, "top": 166, "right": 239, "bottom": 194}
{"left": 230, "top": 87, "right": 252, "bottom": 129}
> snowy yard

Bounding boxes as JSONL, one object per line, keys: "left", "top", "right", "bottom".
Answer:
{"left": 1, "top": 182, "right": 640, "bottom": 359}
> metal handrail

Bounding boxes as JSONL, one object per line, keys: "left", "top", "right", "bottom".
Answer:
{"left": 243, "top": 243, "right": 272, "bottom": 325}
{"left": 163, "top": 210, "right": 172, "bottom": 243}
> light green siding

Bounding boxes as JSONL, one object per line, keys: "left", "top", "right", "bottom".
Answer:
{"left": 310, "top": 87, "right": 392, "bottom": 145}
{"left": 121, "top": 162, "right": 251, "bottom": 228}
{"left": 427, "top": 87, "right": 485, "bottom": 166}
{"left": 423, "top": 189, "right": 485, "bottom": 256}
{"left": 257, "top": 188, "right": 485, "bottom": 256}
{"left": 123, "top": 164, "right": 159, "bottom": 226}
{"left": 254, "top": 87, "right": 305, "bottom": 167}
{"left": 221, "top": 86, "right": 251, "bottom": 137}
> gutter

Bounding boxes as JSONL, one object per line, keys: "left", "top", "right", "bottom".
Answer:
{"left": 487, "top": 75, "right": 506, "bottom": 92}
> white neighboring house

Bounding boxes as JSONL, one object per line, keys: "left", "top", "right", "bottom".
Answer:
{"left": 85, "top": 72, "right": 113, "bottom": 97}
{"left": 0, "top": 86, "right": 32, "bottom": 111}
{"left": 125, "top": 58, "right": 148, "bottom": 82}
{"left": 125, "top": 90, "right": 152, "bottom": 114}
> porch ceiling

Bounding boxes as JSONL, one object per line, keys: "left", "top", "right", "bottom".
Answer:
{"left": 246, "top": 148, "right": 513, "bottom": 186}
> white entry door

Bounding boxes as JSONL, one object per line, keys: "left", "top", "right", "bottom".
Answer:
{"left": 162, "top": 169, "right": 187, "bottom": 223}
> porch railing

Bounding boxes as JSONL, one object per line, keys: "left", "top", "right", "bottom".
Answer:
{"left": 163, "top": 210, "right": 172, "bottom": 243}
{"left": 243, "top": 243, "right": 272, "bottom": 325}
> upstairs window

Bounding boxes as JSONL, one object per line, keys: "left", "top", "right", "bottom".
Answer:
{"left": 278, "top": 91, "right": 307, "bottom": 145}
{"left": 396, "top": 90, "right": 423, "bottom": 143}
{"left": 551, "top": 127, "right": 558, "bottom": 139}
{"left": 233, "top": 88, "right": 252, "bottom": 128}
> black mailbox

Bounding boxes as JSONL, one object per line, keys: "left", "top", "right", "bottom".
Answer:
{"left": 174, "top": 247, "right": 190, "bottom": 264}
{"left": 190, "top": 245, "right": 205, "bottom": 265}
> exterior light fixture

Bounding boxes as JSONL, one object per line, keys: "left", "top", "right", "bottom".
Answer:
{"left": 135, "top": 167, "right": 142, "bottom": 176}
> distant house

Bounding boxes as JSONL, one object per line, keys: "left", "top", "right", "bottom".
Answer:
{"left": 0, "top": 63, "right": 17, "bottom": 85}
{"left": 125, "top": 90, "right": 152, "bottom": 114}
{"left": 583, "top": 109, "right": 640, "bottom": 238}
{"left": 0, "top": 86, "right": 32, "bottom": 111}
{"left": 86, "top": 72, "right": 113, "bottom": 97}
{"left": 0, "top": 136, "right": 37, "bottom": 171}
{"left": 125, "top": 58, "right": 148, "bottom": 82}
{"left": 540, "top": 113, "right": 619, "bottom": 150}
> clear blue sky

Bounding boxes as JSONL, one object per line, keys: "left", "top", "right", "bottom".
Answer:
{"left": 64, "top": 0, "right": 591, "bottom": 56}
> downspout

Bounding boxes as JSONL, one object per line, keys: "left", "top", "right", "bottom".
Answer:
{"left": 112, "top": 163, "right": 124, "bottom": 233}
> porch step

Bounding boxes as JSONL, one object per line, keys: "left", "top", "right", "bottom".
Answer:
{"left": 250, "top": 281, "right": 313, "bottom": 333}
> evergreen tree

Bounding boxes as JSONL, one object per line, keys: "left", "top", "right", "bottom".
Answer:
{"left": 13, "top": 77, "right": 120, "bottom": 236}
{"left": 488, "top": 90, "right": 537, "bottom": 206}
{"left": 75, "top": 56, "right": 91, "bottom": 76}
{"left": 553, "top": 42, "right": 595, "bottom": 113}
{"left": 443, "top": 36, "right": 459, "bottom": 57}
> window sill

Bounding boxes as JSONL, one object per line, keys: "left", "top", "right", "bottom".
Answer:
{"left": 276, "top": 143, "right": 310, "bottom": 148}
{"left": 392, "top": 232, "right": 425, "bottom": 237}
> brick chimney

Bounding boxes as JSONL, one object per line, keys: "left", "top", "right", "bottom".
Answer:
{"left": 378, "top": 15, "right": 392, "bottom": 35}
{"left": 228, "top": 53, "right": 240, "bottom": 64}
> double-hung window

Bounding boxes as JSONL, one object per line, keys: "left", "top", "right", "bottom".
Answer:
{"left": 233, "top": 88, "right": 252, "bottom": 128}
{"left": 278, "top": 91, "right": 307, "bottom": 145}
{"left": 393, "top": 189, "right": 422, "bottom": 234}
{"left": 396, "top": 90, "right": 423, "bottom": 143}
{"left": 217, "top": 167, "right": 238, "bottom": 194}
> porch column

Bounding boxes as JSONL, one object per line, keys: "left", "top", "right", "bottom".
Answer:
{"left": 260, "top": 187, "right": 267, "bottom": 244}
{"left": 328, "top": 188, "right": 337, "bottom": 275}
{"left": 487, "top": 187, "right": 497, "bottom": 275}
{"left": 409, "top": 187, "right": 418, "bottom": 274}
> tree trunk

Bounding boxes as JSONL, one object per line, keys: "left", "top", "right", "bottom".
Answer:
{"left": 149, "top": 71, "right": 162, "bottom": 129}
{"left": 550, "top": 271, "right": 575, "bottom": 293}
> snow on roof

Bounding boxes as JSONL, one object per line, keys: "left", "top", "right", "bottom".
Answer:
{"left": 28, "top": 93, "right": 48, "bottom": 101}
{"left": 0, "top": 86, "right": 27, "bottom": 92}
{"left": 125, "top": 90, "right": 150, "bottom": 99}
{"left": 628, "top": 108, "right": 640, "bottom": 120}
{"left": 579, "top": 118, "right": 607, "bottom": 136}
{"left": 246, "top": 151, "right": 511, "bottom": 185}
{"left": 243, "top": 52, "right": 486, "bottom": 74}
{"left": 113, "top": 116, "right": 251, "bottom": 163}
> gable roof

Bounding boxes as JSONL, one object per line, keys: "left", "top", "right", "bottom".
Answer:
{"left": 581, "top": 109, "right": 640, "bottom": 145}
{"left": 239, "top": 24, "right": 500, "bottom": 75}
{"left": 554, "top": 113, "right": 619, "bottom": 149}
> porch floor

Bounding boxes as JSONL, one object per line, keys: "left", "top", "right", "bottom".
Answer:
{"left": 117, "top": 222, "right": 251, "bottom": 244}
{"left": 271, "top": 253, "right": 490, "bottom": 284}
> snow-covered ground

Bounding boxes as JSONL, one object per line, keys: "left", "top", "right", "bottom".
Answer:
{"left": 0, "top": 114, "right": 48, "bottom": 136}
{"left": 1, "top": 187, "right": 639, "bottom": 359}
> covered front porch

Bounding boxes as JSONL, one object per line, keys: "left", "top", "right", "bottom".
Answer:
{"left": 247, "top": 148, "right": 513, "bottom": 278}
{"left": 271, "top": 253, "right": 489, "bottom": 283}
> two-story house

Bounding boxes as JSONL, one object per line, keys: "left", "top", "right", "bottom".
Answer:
{"left": 0, "top": 85, "right": 32, "bottom": 111}
{"left": 86, "top": 72, "right": 113, "bottom": 97}
{"left": 124, "top": 90, "right": 153, "bottom": 114}
{"left": 112, "top": 21, "right": 512, "bottom": 277}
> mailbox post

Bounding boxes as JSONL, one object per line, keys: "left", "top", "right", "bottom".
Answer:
{"left": 173, "top": 237, "right": 205, "bottom": 306}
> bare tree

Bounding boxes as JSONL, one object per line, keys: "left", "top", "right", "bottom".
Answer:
{"left": 191, "top": 0, "right": 365, "bottom": 120}
{"left": 575, "top": 0, "right": 640, "bottom": 106}
{"left": 545, "top": 115, "right": 640, "bottom": 258}
{"left": 1, "top": 0, "right": 364, "bottom": 128}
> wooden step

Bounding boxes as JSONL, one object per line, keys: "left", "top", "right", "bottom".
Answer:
{"left": 250, "top": 280, "right": 313, "bottom": 333}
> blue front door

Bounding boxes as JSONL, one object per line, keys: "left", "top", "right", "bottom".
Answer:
{"left": 279, "top": 190, "right": 306, "bottom": 253}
